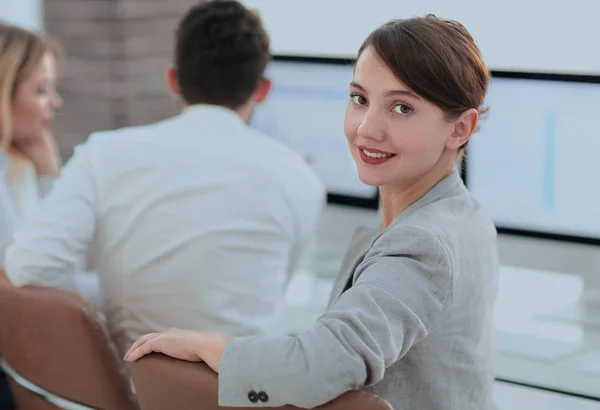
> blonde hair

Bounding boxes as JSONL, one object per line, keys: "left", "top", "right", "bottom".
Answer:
{"left": 0, "top": 21, "right": 60, "bottom": 150}
{"left": 0, "top": 22, "right": 60, "bottom": 215}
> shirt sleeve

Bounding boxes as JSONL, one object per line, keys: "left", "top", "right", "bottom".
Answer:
{"left": 217, "top": 224, "right": 453, "bottom": 408}
{"left": 4, "top": 142, "right": 98, "bottom": 291}
{"left": 287, "top": 183, "right": 326, "bottom": 275}
{"left": 38, "top": 175, "right": 55, "bottom": 197}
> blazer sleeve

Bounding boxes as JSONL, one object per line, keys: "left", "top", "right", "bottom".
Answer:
{"left": 218, "top": 224, "right": 454, "bottom": 408}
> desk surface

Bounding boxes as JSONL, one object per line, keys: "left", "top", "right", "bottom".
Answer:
{"left": 279, "top": 262, "right": 600, "bottom": 401}
{"left": 494, "top": 381, "right": 600, "bottom": 410}
{"left": 493, "top": 265, "right": 600, "bottom": 400}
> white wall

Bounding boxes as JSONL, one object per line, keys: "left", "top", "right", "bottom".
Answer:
{"left": 245, "top": 0, "right": 600, "bottom": 75}
{"left": 244, "top": 0, "right": 600, "bottom": 279}
{"left": 0, "top": 0, "right": 42, "bottom": 29}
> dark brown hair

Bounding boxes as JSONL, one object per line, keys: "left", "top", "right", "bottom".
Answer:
{"left": 175, "top": 0, "right": 271, "bottom": 109}
{"left": 358, "top": 14, "right": 490, "bottom": 151}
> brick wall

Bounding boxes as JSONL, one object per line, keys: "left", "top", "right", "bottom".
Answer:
{"left": 44, "top": 0, "right": 203, "bottom": 159}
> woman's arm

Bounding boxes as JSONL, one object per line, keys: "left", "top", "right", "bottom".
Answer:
{"left": 127, "top": 224, "right": 453, "bottom": 408}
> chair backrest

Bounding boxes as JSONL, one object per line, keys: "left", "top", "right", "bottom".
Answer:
{"left": 131, "top": 353, "right": 394, "bottom": 410}
{"left": 0, "top": 278, "right": 139, "bottom": 410}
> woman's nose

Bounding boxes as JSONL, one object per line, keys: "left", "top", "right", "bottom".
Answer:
{"left": 53, "top": 92, "right": 63, "bottom": 110}
{"left": 357, "top": 110, "right": 386, "bottom": 142}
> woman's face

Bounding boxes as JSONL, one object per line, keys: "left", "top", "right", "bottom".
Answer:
{"left": 11, "top": 51, "right": 62, "bottom": 145}
{"left": 344, "top": 46, "right": 473, "bottom": 191}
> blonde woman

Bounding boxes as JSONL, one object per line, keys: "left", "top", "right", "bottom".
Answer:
{"left": 0, "top": 21, "right": 103, "bottom": 408}
{"left": 0, "top": 23, "right": 101, "bottom": 304}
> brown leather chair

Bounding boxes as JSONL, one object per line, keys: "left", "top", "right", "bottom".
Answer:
{"left": 132, "top": 353, "right": 394, "bottom": 410}
{"left": 0, "top": 274, "right": 139, "bottom": 410}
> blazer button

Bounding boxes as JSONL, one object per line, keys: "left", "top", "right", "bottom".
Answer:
{"left": 258, "top": 391, "right": 269, "bottom": 402}
{"left": 248, "top": 391, "right": 259, "bottom": 403}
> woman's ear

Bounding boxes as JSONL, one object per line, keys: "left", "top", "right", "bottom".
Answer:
{"left": 447, "top": 108, "right": 478, "bottom": 150}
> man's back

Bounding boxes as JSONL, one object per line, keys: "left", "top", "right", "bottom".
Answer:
{"left": 6, "top": 105, "right": 325, "bottom": 355}
{"left": 6, "top": 0, "right": 327, "bottom": 356}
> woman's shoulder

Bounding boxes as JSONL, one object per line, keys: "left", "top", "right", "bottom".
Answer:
{"left": 373, "top": 189, "right": 497, "bottom": 263}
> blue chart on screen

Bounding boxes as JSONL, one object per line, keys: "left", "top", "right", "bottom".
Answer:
{"left": 467, "top": 75, "right": 600, "bottom": 240}
{"left": 542, "top": 112, "right": 556, "bottom": 210}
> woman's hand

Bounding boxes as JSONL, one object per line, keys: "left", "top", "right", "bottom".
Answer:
{"left": 124, "top": 328, "right": 234, "bottom": 373}
{"left": 13, "top": 134, "right": 61, "bottom": 177}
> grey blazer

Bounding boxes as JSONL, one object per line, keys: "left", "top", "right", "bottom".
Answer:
{"left": 218, "top": 170, "right": 499, "bottom": 410}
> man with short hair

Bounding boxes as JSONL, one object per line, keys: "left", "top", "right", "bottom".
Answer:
{"left": 4, "top": 0, "right": 325, "bottom": 356}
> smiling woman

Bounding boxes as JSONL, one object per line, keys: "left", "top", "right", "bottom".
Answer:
{"left": 344, "top": 17, "right": 489, "bottom": 226}
{"left": 126, "top": 14, "right": 500, "bottom": 410}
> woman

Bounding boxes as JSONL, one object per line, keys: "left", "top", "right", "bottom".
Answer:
{"left": 0, "top": 23, "right": 102, "bottom": 304}
{"left": 0, "top": 22, "right": 62, "bottom": 410}
{"left": 0, "top": 21, "right": 62, "bottom": 230}
{"left": 125, "top": 15, "right": 499, "bottom": 410}
{"left": 0, "top": 21, "right": 104, "bottom": 408}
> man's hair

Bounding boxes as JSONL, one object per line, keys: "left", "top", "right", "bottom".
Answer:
{"left": 175, "top": 0, "right": 271, "bottom": 109}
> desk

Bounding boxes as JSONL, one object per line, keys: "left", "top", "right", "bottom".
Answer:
{"left": 278, "top": 263, "right": 600, "bottom": 404}
{"left": 494, "top": 266, "right": 600, "bottom": 400}
{"left": 494, "top": 381, "right": 600, "bottom": 410}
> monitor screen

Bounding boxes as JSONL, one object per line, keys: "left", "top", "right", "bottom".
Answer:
{"left": 250, "top": 56, "right": 379, "bottom": 208}
{"left": 466, "top": 72, "right": 600, "bottom": 243}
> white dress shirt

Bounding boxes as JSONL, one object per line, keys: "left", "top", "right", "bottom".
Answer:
{"left": 5, "top": 105, "right": 326, "bottom": 356}
{"left": 0, "top": 150, "right": 102, "bottom": 310}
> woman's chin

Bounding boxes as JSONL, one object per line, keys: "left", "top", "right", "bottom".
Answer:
{"left": 357, "top": 172, "right": 385, "bottom": 188}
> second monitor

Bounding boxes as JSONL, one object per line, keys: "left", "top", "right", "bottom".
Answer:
{"left": 466, "top": 71, "right": 600, "bottom": 244}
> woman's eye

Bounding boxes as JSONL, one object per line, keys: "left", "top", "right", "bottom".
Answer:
{"left": 394, "top": 104, "right": 412, "bottom": 115}
{"left": 351, "top": 94, "right": 367, "bottom": 105}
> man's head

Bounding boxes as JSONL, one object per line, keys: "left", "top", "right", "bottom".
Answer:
{"left": 167, "top": 0, "right": 271, "bottom": 115}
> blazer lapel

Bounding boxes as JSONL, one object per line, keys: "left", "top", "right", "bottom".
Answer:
{"left": 326, "top": 171, "right": 462, "bottom": 308}
{"left": 327, "top": 225, "right": 379, "bottom": 307}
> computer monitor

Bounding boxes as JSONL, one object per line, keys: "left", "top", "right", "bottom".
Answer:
{"left": 466, "top": 70, "right": 600, "bottom": 245}
{"left": 251, "top": 55, "right": 380, "bottom": 209}
{"left": 465, "top": 70, "right": 600, "bottom": 329}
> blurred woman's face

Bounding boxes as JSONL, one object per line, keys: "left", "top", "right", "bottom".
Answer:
{"left": 11, "top": 51, "right": 63, "bottom": 145}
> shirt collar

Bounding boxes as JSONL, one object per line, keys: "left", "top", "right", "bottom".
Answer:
{"left": 177, "top": 104, "right": 248, "bottom": 136}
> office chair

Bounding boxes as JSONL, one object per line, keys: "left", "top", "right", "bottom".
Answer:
{"left": 132, "top": 353, "right": 394, "bottom": 410}
{"left": 0, "top": 275, "right": 139, "bottom": 410}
